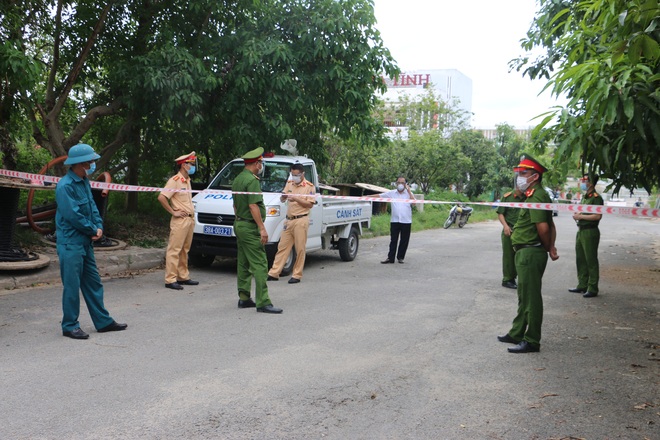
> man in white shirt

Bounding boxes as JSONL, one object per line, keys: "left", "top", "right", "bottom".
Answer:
{"left": 380, "top": 176, "right": 415, "bottom": 264}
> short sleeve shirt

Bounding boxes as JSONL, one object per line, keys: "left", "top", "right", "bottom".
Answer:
{"left": 496, "top": 191, "right": 526, "bottom": 226}
{"left": 381, "top": 189, "right": 413, "bottom": 224}
{"left": 511, "top": 185, "right": 553, "bottom": 246}
{"left": 577, "top": 191, "right": 604, "bottom": 227}
{"left": 283, "top": 178, "right": 316, "bottom": 217}
{"left": 232, "top": 169, "right": 265, "bottom": 220}
{"left": 160, "top": 172, "right": 194, "bottom": 215}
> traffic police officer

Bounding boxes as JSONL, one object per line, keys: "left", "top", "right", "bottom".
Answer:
{"left": 56, "top": 143, "right": 127, "bottom": 339}
{"left": 569, "top": 173, "right": 603, "bottom": 298}
{"left": 232, "top": 147, "right": 283, "bottom": 313}
{"left": 496, "top": 187, "right": 526, "bottom": 289}
{"left": 267, "top": 163, "right": 316, "bottom": 284}
{"left": 498, "top": 154, "right": 559, "bottom": 353}
{"left": 158, "top": 151, "right": 199, "bottom": 290}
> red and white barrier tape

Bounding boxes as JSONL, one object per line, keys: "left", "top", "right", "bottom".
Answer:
{"left": 1, "top": 169, "right": 658, "bottom": 218}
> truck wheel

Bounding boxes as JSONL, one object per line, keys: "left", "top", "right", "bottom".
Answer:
{"left": 338, "top": 227, "right": 359, "bottom": 261}
{"left": 189, "top": 253, "right": 215, "bottom": 268}
{"left": 443, "top": 215, "right": 454, "bottom": 229}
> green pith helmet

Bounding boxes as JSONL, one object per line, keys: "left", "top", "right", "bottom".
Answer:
{"left": 64, "top": 144, "right": 101, "bottom": 165}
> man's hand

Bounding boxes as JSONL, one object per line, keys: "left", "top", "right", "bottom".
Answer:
{"left": 503, "top": 225, "right": 512, "bottom": 237}
{"left": 91, "top": 228, "right": 103, "bottom": 241}
{"left": 173, "top": 209, "right": 188, "bottom": 218}
{"left": 259, "top": 227, "right": 268, "bottom": 244}
{"left": 549, "top": 246, "right": 559, "bottom": 261}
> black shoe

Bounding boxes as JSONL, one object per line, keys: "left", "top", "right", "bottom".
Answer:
{"left": 257, "top": 304, "right": 283, "bottom": 314}
{"left": 381, "top": 259, "right": 394, "bottom": 264}
{"left": 165, "top": 282, "right": 184, "bottom": 290}
{"left": 98, "top": 320, "right": 128, "bottom": 333}
{"left": 568, "top": 287, "right": 587, "bottom": 293}
{"left": 267, "top": 275, "right": 279, "bottom": 281}
{"left": 583, "top": 291, "right": 598, "bottom": 298}
{"left": 288, "top": 277, "right": 300, "bottom": 284}
{"left": 63, "top": 328, "right": 89, "bottom": 340}
{"left": 397, "top": 259, "right": 404, "bottom": 264}
{"left": 508, "top": 341, "right": 540, "bottom": 353}
{"left": 238, "top": 298, "right": 256, "bottom": 309}
{"left": 177, "top": 279, "right": 199, "bottom": 286}
{"left": 502, "top": 280, "right": 517, "bottom": 289}
{"left": 497, "top": 334, "right": 519, "bottom": 344}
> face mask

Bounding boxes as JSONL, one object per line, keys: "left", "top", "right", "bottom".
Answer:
{"left": 516, "top": 175, "right": 531, "bottom": 191}
{"left": 257, "top": 162, "right": 265, "bottom": 177}
{"left": 187, "top": 165, "right": 196, "bottom": 175}
{"left": 580, "top": 182, "right": 588, "bottom": 191}
{"left": 291, "top": 174, "right": 302, "bottom": 184}
{"left": 397, "top": 184, "right": 405, "bottom": 192}
{"left": 86, "top": 162, "right": 96, "bottom": 176}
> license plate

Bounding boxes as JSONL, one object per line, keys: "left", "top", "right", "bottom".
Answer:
{"left": 203, "top": 225, "right": 233, "bottom": 237}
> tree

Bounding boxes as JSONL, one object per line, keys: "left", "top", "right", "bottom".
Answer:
{"left": 395, "top": 130, "right": 470, "bottom": 194}
{"left": 511, "top": 0, "right": 660, "bottom": 193}
{"left": 2, "top": 0, "right": 398, "bottom": 188}
{"left": 450, "top": 130, "right": 498, "bottom": 199}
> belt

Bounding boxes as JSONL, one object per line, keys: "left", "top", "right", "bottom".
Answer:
{"left": 235, "top": 217, "right": 255, "bottom": 223}
{"left": 513, "top": 243, "right": 542, "bottom": 252}
{"left": 286, "top": 213, "right": 308, "bottom": 220}
{"left": 579, "top": 223, "right": 599, "bottom": 230}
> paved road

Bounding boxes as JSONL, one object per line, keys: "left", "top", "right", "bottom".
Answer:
{"left": 1, "top": 214, "right": 658, "bottom": 439}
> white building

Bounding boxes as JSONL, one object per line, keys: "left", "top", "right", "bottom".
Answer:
{"left": 381, "top": 69, "right": 473, "bottom": 138}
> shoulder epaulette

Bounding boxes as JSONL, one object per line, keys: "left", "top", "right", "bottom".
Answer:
{"left": 525, "top": 188, "right": 535, "bottom": 197}
{"left": 253, "top": 174, "right": 260, "bottom": 181}
{"left": 503, "top": 191, "right": 512, "bottom": 197}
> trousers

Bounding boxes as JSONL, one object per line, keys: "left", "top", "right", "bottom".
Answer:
{"left": 165, "top": 216, "right": 194, "bottom": 283}
{"left": 235, "top": 221, "right": 272, "bottom": 308}
{"left": 388, "top": 222, "right": 411, "bottom": 261}
{"left": 575, "top": 227, "right": 600, "bottom": 293}
{"left": 268, "top": 217, "right": 309, "bottom": 280}
{"left": 501, "top": 230, "right": 517, "bottom": 282}
{"left": 57, "top": 241, "right": 113, "bottom": 332}
{"left": 508, "top": 247, "right": 548, "bottom": 347}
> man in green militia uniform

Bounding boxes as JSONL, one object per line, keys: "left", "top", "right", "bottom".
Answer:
{"left": 569, "top": 173, "right": 603, "bottom": 298}
{"left": 496, "top": 187, "right": 526, "bottom": 289}
{"left": 498, "top": 154, "right": 559, "bottom": 353}
{"left": 232, "top": 147, "right": 283, "bottom": 314}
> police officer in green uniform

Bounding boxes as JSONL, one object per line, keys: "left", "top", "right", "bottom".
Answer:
{"left": 496, "top": 188, "right": 526, "bottom": 289}
{"left": 569, "top": 173, "right": 603, "bottom": 298}
{"left": 498, "top": 154, "right": 559, "bottom": 353}
{"left": 232, "top": 147, "right": 283, "bottom": 314}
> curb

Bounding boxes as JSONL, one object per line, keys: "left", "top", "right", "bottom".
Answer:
{"left": 0, "top": 247, "right": 165, "bottom": 291}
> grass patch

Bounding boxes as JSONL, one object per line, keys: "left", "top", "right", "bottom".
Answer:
{"left": 367, "top": 200, "right": 498, "bottom": 237}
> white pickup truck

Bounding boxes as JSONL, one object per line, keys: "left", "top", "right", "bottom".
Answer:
{"left": 189, "top": 155, "right": 372, "bottom": 275}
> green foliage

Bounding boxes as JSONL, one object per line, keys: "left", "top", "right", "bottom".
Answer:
{"left": 512, "top": 0, "right": 660, "bottom": 193}
{"left": 2, "top": 0, "right": 399, "bottom": 194}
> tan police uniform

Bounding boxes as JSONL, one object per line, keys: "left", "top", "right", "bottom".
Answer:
{"left": 160, "top": 152, "right": 196, "bottom": 285}
{"left": 268, "top": 178, "right": 316, "bottom": 281}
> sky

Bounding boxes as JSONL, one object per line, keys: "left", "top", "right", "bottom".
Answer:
{"left": 373, "top": 0, "right": 565, "bottom": 129}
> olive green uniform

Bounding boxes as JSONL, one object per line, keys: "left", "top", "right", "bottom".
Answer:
{"left": 575, "top": 191, "right": 603, "bottom": 293}
{"left": 232, "top": 169, "right": 272, "bottom": 308}
{"left": 508, "top": 184, "right": 553, "bottom": 348}
{"left": 496, "top": 191, "right": 526, "bottom": 283}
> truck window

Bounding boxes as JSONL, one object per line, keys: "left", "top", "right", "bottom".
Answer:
{"left": 207, "top": 160, "right": 293, "bottom": 193}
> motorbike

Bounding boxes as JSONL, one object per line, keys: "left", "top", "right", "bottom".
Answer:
{"left": 443, "top": 202, "right": 473, "bottom": 229}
